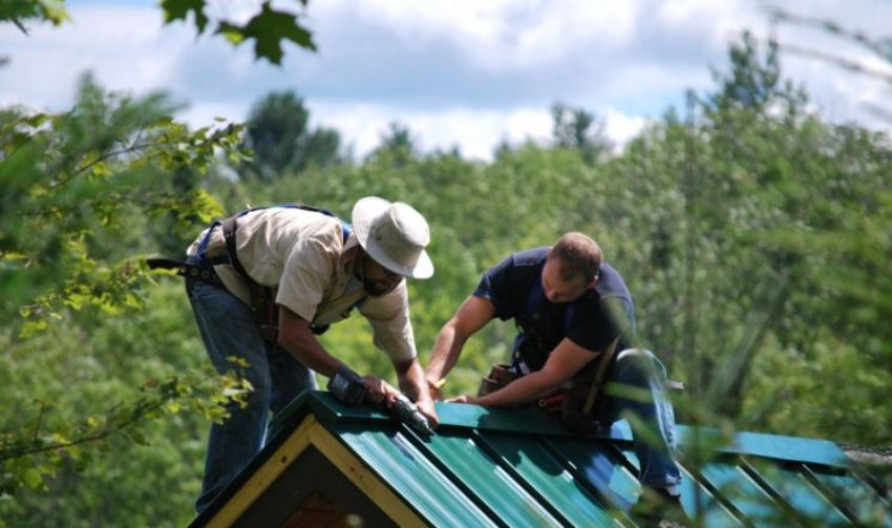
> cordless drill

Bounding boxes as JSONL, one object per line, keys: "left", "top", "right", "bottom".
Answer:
{"left": 328, "top": 366, "right": 434, "bottom": 436}
{"left": 388, "top": 392, "right": 435, "bottom": 436}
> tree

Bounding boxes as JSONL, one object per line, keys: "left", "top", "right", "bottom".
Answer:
{"left": 1, "top": 0, "right": 67, "bottom": 33}
{"left": 551, "top": 101, "right": 612, "bottom": 165}
{"left": 242, "top": 91, "right": 342, "bottom": 180}
{"left": 367, "top": 121, "right": 419, "bottom": 167}
{"left": 0, "top": 76, "right": 252, "bottom": 515}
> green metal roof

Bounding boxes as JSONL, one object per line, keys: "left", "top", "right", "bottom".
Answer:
{"left": 193, "top": 391, "right": 891, "bottom": 527}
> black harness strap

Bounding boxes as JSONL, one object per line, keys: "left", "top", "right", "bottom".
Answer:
{"left": 149, "top": 204, "right": 354, "bottom": 342}
{"left": 145, "top": 257, "right": 223, "bottom": 287}
{"left": 218, "top": 206, "right": 354, "bottom": 341}
{"left": 221, "top": 215, "right": 250, "bottom": 280}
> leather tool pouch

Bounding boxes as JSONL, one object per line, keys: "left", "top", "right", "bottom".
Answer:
{"left": 476, "top": 363, "right": 522, "bottom": 397}
{"left": 249, "top": 283, "right": 279, "bottom": 343}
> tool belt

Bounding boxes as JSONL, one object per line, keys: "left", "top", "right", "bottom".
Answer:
{"left": 477, "top": 338, "right": 621, "bottom": 434}
{"left": 145, "top": 215, "right": 281, "bottom": 343}
{"left": 476, "top": 363, "right": 522, "bottom": 398}
{"left": 216, "top": 214, "right": 332, "bottom": 340}
{"left": 218, "top": 215, "right": 280, "bottom": 343}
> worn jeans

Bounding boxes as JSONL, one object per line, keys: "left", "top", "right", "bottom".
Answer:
{"left": 186, "top": 276, "right": 317, "bottom": 514}
{"left": 597, "top": 348, "right": 681, "bottom": 488}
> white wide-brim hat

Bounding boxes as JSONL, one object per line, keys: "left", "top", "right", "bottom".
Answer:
{"left": 352, "top": 196, "right": 434, "bottom": 279}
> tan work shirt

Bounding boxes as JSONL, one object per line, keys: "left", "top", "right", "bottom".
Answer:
{"left": 186, "top": 207, "right": 417, "bottom": 362}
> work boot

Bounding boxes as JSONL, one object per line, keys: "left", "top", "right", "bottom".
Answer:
{"left": 628, "top": 486, "right": 688, "bottom": 527}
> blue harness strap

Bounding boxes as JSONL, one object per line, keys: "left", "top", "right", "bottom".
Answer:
{"left": 234, "top": 203, "right": 352, "bottom": 242}
{"left": 195, "top": 203, "right": 351, "bottom": 265}
{"left": 514, "top": 275, "right": 580, "bottom": 372}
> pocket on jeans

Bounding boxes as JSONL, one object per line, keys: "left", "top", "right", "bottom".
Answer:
{"left": 190, "top": 281, "right": 238, "bottom": 320}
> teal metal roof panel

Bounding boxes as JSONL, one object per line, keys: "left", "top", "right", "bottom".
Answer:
{"left": 758, "top": 464, "right": 849, "bottom": 524}
{"left": 336, "top": 423, "right": 500, "bottom": 528}
{"left": 416, "top": 431, "right": 562, "bottom": 527}
{"left": 202, "top": 392, "right": 890, "bottom": 528}
{"left": 479, "top": 432, "right": 616, "bottom": 526}
{"left": 700, "top": 460, "right": 784, "bottom": 525}
{"left": 617, "top": 445, "right": 745, "bottom": 526}
{"left": 546, "top": 436, "right": 641, "bottom": 511}
{"left": 679, "top": 427, "right": 850, "bottom": 467}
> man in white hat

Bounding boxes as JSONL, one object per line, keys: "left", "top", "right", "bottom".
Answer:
{"left": 181, "top": 196, "right": 437, "bottom": 513}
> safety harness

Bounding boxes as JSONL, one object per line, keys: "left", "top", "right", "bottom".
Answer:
{"left": 477, "top": 270, "right": 626, "bottom": 432}
{"left": 147, "top": 204, "right": 353, "bottom": 341}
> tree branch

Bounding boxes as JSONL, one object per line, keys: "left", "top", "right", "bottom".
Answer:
{"left": 0, "top": 397, "right": 167, "bottom": 463}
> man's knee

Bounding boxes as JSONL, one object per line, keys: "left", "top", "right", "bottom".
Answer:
{"left": 616, "top": 348, "right": 658, "bottom": 367}
{"left": 614, "top": 348, "right": 665, "bottom": 382}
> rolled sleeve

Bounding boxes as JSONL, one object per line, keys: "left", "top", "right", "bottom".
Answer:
{"left": 358, "top": 281, "right": 417, "bottom": 362}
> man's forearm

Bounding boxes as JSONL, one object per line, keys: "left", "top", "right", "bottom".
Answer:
{"left": 473, "top": 370, "right": 557, "bottom": 407}
{"left": 277, "top": 305, "right": 346, "bottom": 377}
{"left": 426, "top": 324, "right": 465, "bottom": 382}
{"left": 397, "top": 359, "right": 433, "bottom": 402}
{"left": 279, "top": 323, "right": 341, "bottom": 376}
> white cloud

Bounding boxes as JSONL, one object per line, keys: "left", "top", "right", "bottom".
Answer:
{"left": 310, "top": 102, "right": 648, "bottom": 162}
{"left": 311, "top": 103, "right": 552, "bottom": 161}
{"left": 0, "top": 6, "right": 183, "bottom": 108}
{"left": 2, "top": 0, "right": 890, "bottom": 163}
{"left": 322, "top": 0, "right": 640, "bottom": 72}
{"left": 603, "top": 109, "right": 648, "bottom": 148}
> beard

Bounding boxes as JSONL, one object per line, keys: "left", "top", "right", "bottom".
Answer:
{"left": 362, "top": 278, "right": 391, "bottom": 297}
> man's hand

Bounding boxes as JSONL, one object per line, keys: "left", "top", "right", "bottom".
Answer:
{"left": 362, "top": 375, "right": 400, "bottom": 405}
{"left": 425, "top": 295, "right": 495, "bottom": 399}
{"left": 426, "top": 378, "right": 446, "bottom": 401}
{"left": 448, "top": 395, "right": 477, "bottom": 404}
{"left": 414, "top": 397, "right": 440, "bottom": 429}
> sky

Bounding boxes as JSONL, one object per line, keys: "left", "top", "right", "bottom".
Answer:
{"left": 2, "top": 0, "right": 891, "bottom": 161}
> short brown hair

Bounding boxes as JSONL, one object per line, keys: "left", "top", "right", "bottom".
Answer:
{"left": 548, "top": 232, "right": 602, "bottom": 281}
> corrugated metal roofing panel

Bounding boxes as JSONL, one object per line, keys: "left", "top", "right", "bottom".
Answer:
{"left": 699, "top": 459, "right": 786, "bottom": 525}
{"left": 752, "top": 462, "right": 849, "bottom": 524}
{"left": 204, "top": 392, "right": 890, "bottom": 527}
{"left": 479, "top": 431, "right": 616, "bottom": 526}
{"left": 617, "top": 445, "right": 745, "bottom": 526}
{"left": 416, "top": 430, "right": 563, "bottom": 527}
{"left": 545, "top": 436, "right": 640, "bottom": 511}
{"left": 335, "top": 423, "right": 499, "bottom": 528}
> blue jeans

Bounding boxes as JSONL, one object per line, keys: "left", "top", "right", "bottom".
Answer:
{"left": 597, "top": 348, "right": 681, "bottom": 487}
{"left": 186, "top": 276, "right": 317, "bottom": 513}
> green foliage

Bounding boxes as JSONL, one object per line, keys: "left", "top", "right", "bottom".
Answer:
{"left": 162, "top": 0, "right": 316, "bottom": 65}
{"left": 0, "top": 76, "right": 251, "bottom": 525}
{"left": 3, "top": 1, "right": 315, "bottom": 65}
{"left": 367, "top": 121, "right": 420, "bottom": 167}
{"left": 1, "top": 11, "right": 891, "bottom": 526}
{"left": 0, "top": 76, "right": 244, "bottom": 328}
{"left": 551, "top": 101, "right": 612, "bottom": 165}
{"left": 0, "top": 0, "right": 68, "bottom": 33}
{"left": 0, "top": 283, "right": 251, "bottom": 527}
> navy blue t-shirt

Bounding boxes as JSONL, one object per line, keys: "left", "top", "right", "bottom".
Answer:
{"left": 473, "top": 247, "right": 636, "bottom": 371}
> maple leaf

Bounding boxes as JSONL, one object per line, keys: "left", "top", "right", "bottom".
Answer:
{"left": 161, "top": 0, "right": 209, "bottom": 34}
{"left": 235, "top": 1, "right": 317, "bottom": 65}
